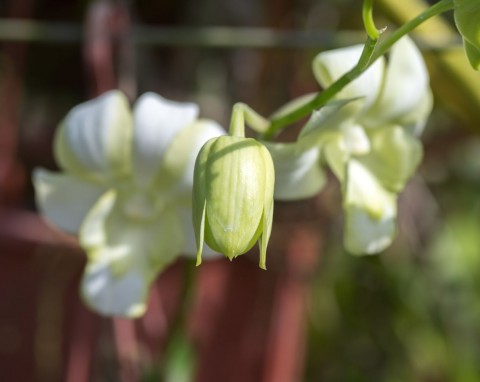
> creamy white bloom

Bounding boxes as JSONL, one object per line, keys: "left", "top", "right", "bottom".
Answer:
{"left": 262, "top": 141, "right": 325, "bottom": 201}
{"left": 298, "top": 36, "right": 431, "bottom": 255}
{"left": 33, "top": 90, "right": 224, "bottom": 317}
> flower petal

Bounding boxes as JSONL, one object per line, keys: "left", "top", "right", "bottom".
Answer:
{"left": 397, "top": 89, "right": 433, "bottom": 137}
{"left": 357, "top": 126, "right": 422, "bottom": 193}
{"left": 32, "top": 168, "right": 107, "bottom": 233}
{"left": 54, "top": 90, "right": 132, "bottom": 183}
{"left": 81, "top": 261, "right": 149, "bottom": 317}
{"left": 79, "top": 190, "right": 184, "bottom": 317}
{"left": 344, "top": 203, "right": 396, "bottom": 255}
{"left": 312, "top": 45, "right": 385, "bottom": 110}
{"left": 323, "top": 135, "right": 350, "bottom": 183}
{"left": 263, "top": 141, "right": 326, "bottom": 200}
{"left": 343, "top": 159, "right": 397, "bottom": 255}
{"left": 363, "top": 36, "right": 431, "bottom": 127}
{"left": 340, "top": 124, "right": 370, "bottom": 155}
{"left": 298, "top": 98, "right": 362, "bottom": 151}
{"left": 132, "top": 92, "right": 199, "bottom": 187}
{"left": 153, "top": 119, "right": 225, "bottom": 199}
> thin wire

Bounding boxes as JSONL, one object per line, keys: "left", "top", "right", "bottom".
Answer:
{"left": 0, "top": 19, "right": 461, "bottom": 49}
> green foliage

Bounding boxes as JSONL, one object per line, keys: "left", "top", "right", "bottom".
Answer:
{"left": 305, "top": 137, "right": 480, "bottom": 381}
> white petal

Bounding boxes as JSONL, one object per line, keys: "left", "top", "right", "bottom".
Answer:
{"left": 132, "top": 92, "right": 199, "bottom": 186}
{"left": 313, "top": 45, "right": 385, "bottom": 110}
{"left": 344, "top": 204, "right": 396, "bottom": 255}
{"left": 154, "top": 119, "right": 225, "bottom": 198}
{"left": 298, "top": 98, "right": 362, "bottom": 151}
{"left": 54, "top": 90, "right": 132, "bottom": 182}
{"left": 32, "top": 168, "right": 107, "bottom": 233}
{"left": 177, "top": 205, "right": 219, "bottom": 259}
{"left": 340, "top": 124, "right": 370, "bottom": 155}
{"left": 343, "top": 160, "right": 397, "bottom": 255}
{"left": 357, "top": 126, "right": 422, "bottom": 193}
{"left": 397, "top": 89, "right": 433, "bottom": 137}
{"left": 344, "top": 160, "right": 396, "bottom": 219}
{"left": 79, "top": 190, "right": 185, "bottom": 317}
{"left": 80, "top": 190, "right": 184, "bottom": 268}
{"left": 323, "top": 135, "right": 350, "bottom": 183}
{"left": 363, "top": 36, "right": 431, "bottom": 127}
{"left": 81, "top": 261, "right": 149, "bottom": 317}
{"left": 263, "top": 141, "right": 326, "bottom": 200}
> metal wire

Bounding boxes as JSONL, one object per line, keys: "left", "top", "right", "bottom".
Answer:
{"left": 0, "top": 18, "right": 462, "bottom": 50}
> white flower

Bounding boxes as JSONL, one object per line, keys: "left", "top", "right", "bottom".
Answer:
{"left": 33, "top": 90, "right": 224, "bottom": 317}
{"left": 262, "top": 141, "right": 325, "bottom": 201}
{"left": 298, "top": 36, "right": 432, "bottom": 255}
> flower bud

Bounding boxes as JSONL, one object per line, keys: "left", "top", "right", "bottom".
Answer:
{"left": 454, "top": 0, "right": 480, "bottom": 70}
{"left": 193, "top": 135, "right": 274, "bottom": 269}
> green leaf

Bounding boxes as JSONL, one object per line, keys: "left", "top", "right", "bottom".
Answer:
{"left": 454, "top": 0, "right": 480, "bottom": 70}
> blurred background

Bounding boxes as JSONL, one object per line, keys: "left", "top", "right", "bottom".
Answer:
{"left": 1, "top": 0, "right": 480, "bottom": 381}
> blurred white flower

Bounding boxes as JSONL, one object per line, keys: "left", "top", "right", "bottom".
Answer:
{"left": 33, "top": 90, "right": 224, "bottom": 317}
{"left": 262, "top": 141, "right": 325, "bottom": 201}
{"left": 298, "top": 36, "right": 432, "bottom": 255}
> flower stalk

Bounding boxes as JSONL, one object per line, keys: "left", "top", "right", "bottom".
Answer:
{"left": 261, "top": 0, "right": 454, "bottom": 140}
{"left": 362, "top": 0, "right": 382, "bottom": 40}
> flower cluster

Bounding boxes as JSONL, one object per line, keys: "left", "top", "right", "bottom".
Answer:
{"left": 33, "top": 35, "right": 438, "bottom": 317}
{"left": 293, "top": 36, "right": 432, "bottom": 254}
{"left": 33, "top": 91, "right": 224, "bottom": 317}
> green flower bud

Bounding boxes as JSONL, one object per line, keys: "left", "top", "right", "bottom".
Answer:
{"left": 454, "top": 0, "right": 480, "bottom": 70}
{"left": 193, "top": 113, "right": 274, "bottom": 270}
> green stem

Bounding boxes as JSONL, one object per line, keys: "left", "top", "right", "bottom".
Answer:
{"left": 156, "top": 259, "right": 197, "bottom": 379}
{"left": 261, "top": 0, "right": 454, "bottom": 140}
{"left": 242, "top": 103, "right": 270, "bottom": 133}
{"left": 229, "top": 103, "right": 246, "bottom": 137}
{"left": 229, "top": 102, "right": 270, "bottom": 136}
{"left": 371, "top": 0, "right": 454, "bottom": 62}
{"left": 262, "top": 36, "right": 377, "bottom": 140}
{"left": 363, "top": 0, "right": 381, "bottom": 40}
